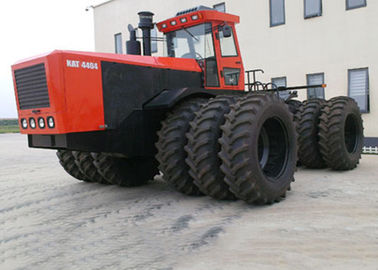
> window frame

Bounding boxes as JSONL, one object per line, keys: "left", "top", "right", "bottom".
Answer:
{"left": 223, "top": 68, "right": 241, "bottom": 86}
{"left": 213, "top": 2, "right": 226, "bottom": 13}
{"left": 306, "top": 72, "right": 325, "bottom": 99}
{"left": 270, "top": 0, "right": 286, "bottom": 27}
{"left": 346, "top": 0, "right": 367, "bottom": 10}
{"left": 272, "top": 76, "right": 289, "bottom": 99}
{"left": 271, "top": 76, "right": 287, "bottom": 87}
{"left": 348, "top": 67, "right": 370, "bottom": 113}
{"left": 206, "top": 22, "right": 220, "bottom": 87}
{"left": 114, "top": 33, "right": 123, "bottom": 54}
{"left": 219, "top": 27, "right": 238, "bottom": 57}
{"left": 304, "top": 0, "right": 322, "bottom": 19}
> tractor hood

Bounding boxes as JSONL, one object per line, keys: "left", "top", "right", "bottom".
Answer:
{"left": 11, "top": 50, "right": 202, "bottom": 135}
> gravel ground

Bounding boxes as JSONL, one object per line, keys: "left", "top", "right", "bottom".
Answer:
{"left": 0, "top": 133, "right": 377, "bottom": 270}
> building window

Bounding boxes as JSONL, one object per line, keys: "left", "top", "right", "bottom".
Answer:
{"left": 272, "top": 77, "right": 289, "bottom": 99}
{"left": 270, "top": 0, "right": 285, "bottom": 27}
{"left": 346, "top": 0, "right": 367, "bottom": 10}
{"left": 114, "top": 33, "right": 122, "bottom": 54}
{"left": 348, "top": 68, "right": 369, "bottom": 113}
{"left": 307, "top": 73, "right": 325, "bottom": 99}
{"left": 213, "top": 2, "right": 226, "bottom": 13}
{"left": 151, "top": 27, "right": 158, "bottom": 54}
{"left": 304, "top": 0, "right": 322, "bottom": 18}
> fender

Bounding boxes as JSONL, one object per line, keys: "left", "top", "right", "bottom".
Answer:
{"left": 144, "top": 87, "right": 243, "bottom": 110}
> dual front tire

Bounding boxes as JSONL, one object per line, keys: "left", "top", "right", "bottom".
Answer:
{"left": 219, "top": 94, "right": 296, "bottom": 204}
{"left": 57, "top": 150, "right": 158, "bottom": 186}
{"left": 156, "top": 94, "right": 297, "bottom": 204}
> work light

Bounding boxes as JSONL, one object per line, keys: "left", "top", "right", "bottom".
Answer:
{"left": 47, "top": 116, "right": 55, "bottom": 128}
{"left": 38, "top": 117, "right": 45, "bottom": 129}
{"left": 191, "top": 14, "right": 199, "bottom": 20}
{"left": 21, "top": 118, "right": 27, "bottom": 129}
{"left": 29, "top": 118, "right": 36, "bottom": 129}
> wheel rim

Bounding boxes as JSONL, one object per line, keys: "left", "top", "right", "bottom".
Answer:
{"left": 258, "top": 127, "right": 270, "bottom": 169}
{"left": 344, "top": 114, "right": 360, "bottom": 154}
{"left": 257, "top": 117, "right": 289, "bottom": 181}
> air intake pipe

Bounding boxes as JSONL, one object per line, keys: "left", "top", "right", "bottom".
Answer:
{"left": 138, "top": 11, "right": 154, "bottom": 56}
{"left": 126, "top": 24, "right": 141, "bottom": 55}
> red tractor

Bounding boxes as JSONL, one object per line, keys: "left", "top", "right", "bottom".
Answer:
{"left": 12, "top": 7, "right": 364, "bottom": 204}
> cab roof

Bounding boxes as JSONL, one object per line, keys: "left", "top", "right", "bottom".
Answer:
{"left": 156, "top": 10, "right": 240, "bottom": 33}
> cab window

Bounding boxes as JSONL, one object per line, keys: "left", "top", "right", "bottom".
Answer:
{"left": 166, "top": 23, "right": 214, "bottom": 59}
{"left": 219, "top": 29, "right": 237, "bottom": 57}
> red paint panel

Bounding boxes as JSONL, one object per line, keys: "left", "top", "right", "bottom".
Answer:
{"left": 12, "top": 50, "right": 201, "bottom": 135}
{"left": 157, "top": 10, "right": 240, "bottom": 33}
{"left": 12, "top": 52, "right": 66, "bottom": 135}
{"left": 212, "top": 23, "right": 245, "bottom": 91}
{"left": 62, "top": 53, "right": 105, "bottom": 133}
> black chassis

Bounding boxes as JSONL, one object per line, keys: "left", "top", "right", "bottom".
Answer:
{"left": 28, "top": 61, "right": 244, "bottom": 158}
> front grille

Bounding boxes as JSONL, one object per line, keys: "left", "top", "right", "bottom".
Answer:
{"left": 14, "top": 63, "right": 50, "bottom": 110}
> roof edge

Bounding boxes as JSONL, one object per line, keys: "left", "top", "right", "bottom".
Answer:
{"left": 93, "top": 0, "right": 116, "bottom": 9}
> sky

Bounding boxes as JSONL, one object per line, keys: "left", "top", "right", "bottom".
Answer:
{"left": 0, "top": 0, "right": 105, "bottom": 118}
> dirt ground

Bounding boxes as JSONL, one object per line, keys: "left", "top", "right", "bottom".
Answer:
{"left": 0, "top": 133, "right": 377, "bottom": 270}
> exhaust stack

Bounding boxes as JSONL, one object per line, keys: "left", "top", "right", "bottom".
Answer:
{"left": 138, "top": 11, "right": 154, "bottom": 56}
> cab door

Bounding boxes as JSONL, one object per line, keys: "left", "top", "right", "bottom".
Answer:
{"left": 213, "top": 23, "right": 244, "bottom": 91}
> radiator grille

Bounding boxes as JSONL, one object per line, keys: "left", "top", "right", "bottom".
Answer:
{"left": 14, "top": 63, "right": 50, "bottom": 110}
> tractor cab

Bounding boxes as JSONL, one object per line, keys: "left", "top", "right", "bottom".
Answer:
{"left": 156, "top": 7, "right": 244, "bottom": 91}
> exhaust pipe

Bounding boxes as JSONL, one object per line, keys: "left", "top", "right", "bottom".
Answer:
{"left": 138, "top": 11, "right": 154, "bottom": 56}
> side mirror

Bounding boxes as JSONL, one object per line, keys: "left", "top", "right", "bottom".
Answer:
{"left": 222, "top": 24, "right": 232, "bottom": 38}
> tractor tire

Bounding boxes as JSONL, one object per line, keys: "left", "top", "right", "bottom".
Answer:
{"left": 318, "top": 96, "right": 364, "bottom": 170}
{"left": 156, "top": 98, "right": 208, "bottom": 195}
{"left": 72, "top": 151, "right": 109, "bottom": 184}
{"left": 219, "top": 93, "right": 297, "bottom": 204}
{"left": 56, "top": 150, "right": 88, "bottom": 182}
{"left": 286, "top": 99, "right": 302, "bottom": 167}
{"left": 92, "top": 153, "right": 158, "bottom": 186}
{"left": 286, "top": 99, "right": 302, "bottom": 115}
{"left": 297, "top": 98, "right": 326, "bottom": 168}
{"left": 185, "top": 96, "right": 237, "bottom": 200}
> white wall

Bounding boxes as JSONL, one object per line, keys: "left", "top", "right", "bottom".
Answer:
{"left": 94, "top": 0, "right": 377, "bottom": 137}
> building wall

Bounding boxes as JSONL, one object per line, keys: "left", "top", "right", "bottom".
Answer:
{"left": 93, "top": 0, "right": 377, "bottom": 140}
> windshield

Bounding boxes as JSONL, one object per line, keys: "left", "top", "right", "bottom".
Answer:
{"left": 166, "top": 23, "right": 215, "bottom": 59}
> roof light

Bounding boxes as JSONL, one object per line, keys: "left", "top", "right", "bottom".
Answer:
{"left": 170, "top": 20, "right": 177, "bottom": 26}
{"left": 191, "top": 14, "right": 199, "bottom": 20}
{"left": 180, "top": 17, "right": 187, "bottom": 23}
{"left": 162, "top": 23, "right": 167, "bottom": 28}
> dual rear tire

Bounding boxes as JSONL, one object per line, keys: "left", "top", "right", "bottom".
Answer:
{"left": 297, "top": 99, "right": 326, "bottom": 168}
{"left": 297, "top": 97, "right": 363, "bottom": 170}
{"left": 318, "top": 97, "right": 364, "bottom": 170}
